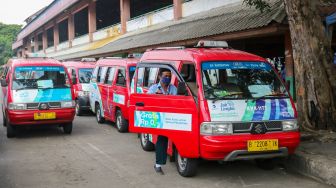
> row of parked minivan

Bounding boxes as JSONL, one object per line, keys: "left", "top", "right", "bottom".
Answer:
{"left": 1, "top": 40, "right": 300, "bottom": 177}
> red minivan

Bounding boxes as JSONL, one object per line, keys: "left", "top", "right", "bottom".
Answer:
{"left": 63, "top": 59, "right": 96, "bottom": 116}
{"left": 129, "top": 41, "right": 300, "bottom": 177}
{"left": 1, "top": 57, "right": 75, "bottom": 138}
{"left": 89, "top": 57, "right": 138, "bottom": 132}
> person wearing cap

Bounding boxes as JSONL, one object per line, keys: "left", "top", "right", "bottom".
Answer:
{"left": 147, "top": 68, "right": 177, "bottom": 175}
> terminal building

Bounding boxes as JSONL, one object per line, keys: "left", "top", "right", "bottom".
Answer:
{"left": 11, "top": 0, "right": 336, "bottom": 99}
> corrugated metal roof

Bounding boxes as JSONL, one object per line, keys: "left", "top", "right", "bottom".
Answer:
{"left": 55, "top": 0, "right": 286, "bottom": 60}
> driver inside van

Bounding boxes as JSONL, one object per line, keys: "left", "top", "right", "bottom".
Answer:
{"left": 147, "top": 68, "right": 177, "bottom": 175}
{"left": 215, "top": 70, "right": 242, "bottom": 98}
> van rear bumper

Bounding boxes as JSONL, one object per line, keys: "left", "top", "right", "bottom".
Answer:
{"left": 200, "top": 131, "right": 300, "bottom": 160}
{"left": 7, "top": 108, "right": 75, "bottom": 125}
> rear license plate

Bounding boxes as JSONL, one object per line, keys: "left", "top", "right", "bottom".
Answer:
{"left": 247, "top": 139, "right": 278, "bottom": 152}
{"left": 34, "top": 112, "right": 56, "bottom": 120}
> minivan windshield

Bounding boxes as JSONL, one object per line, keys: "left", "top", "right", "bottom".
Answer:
{"left": 12, "top": 66, "right": 70, "bottom": 90}
{"left": 202, "top": 61, "right": 288, "bottom": 100}
{"left": 78, "top": 68, "right": 93, "bottom": 83}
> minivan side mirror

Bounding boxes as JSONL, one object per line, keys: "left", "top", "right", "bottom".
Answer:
{"left": 177, "top": 82, "right": 188, "bottom": 96}
{"left": 1, "top": 79, "right": 7, "bottom": 87}
{"left": 72, "top": 77, "right": 77, "bottom": 85}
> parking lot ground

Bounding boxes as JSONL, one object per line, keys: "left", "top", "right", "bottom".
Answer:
{"left": 0, "top": 115, "right": 333, "bottom": 188}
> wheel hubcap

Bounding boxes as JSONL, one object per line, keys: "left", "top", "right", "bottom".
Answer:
{"left": 76, "top": 104, "right": 79, "bottom": 114}
{"left": 117, "top": 114, "right": 121, "bottom": 129}
{"left": 96, "top": 109, "right": 100, "bottom": 121}
{"left": 178, "top": 153, "right": 187, "bottom": 171}
{"left": 141, "top": 134, "right": 148, "bottom": 146}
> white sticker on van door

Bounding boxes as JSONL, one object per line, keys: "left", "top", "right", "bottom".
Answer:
{"left": 134, "top": 111, "right": 192, "bottom": 131}
{"left": 113, "top": 94, "right": 125, "bottom": 105}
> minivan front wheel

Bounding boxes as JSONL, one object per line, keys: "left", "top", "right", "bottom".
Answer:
{"left": 116, "top": 110, "right": 128, "bottom": 133}
{"left": 175, "top": 150, "right": 198, "bottom": 177}
{"left": 63, "top": 122, "right": 73, "bottom": 134}
{"left": 6, "top": 119, "right": 16, "bottom": 138}
{"left": 75, "top": 100, "right": 83, "bottom": 116}
{"left": 140, "top": 133, "right": 155, "bottom": 151}
{"left": 95, "top": 104, "right": 105, "bottom": 124}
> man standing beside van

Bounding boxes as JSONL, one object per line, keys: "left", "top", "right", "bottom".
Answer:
{"left": 147, "top": 68, "right": 177, "bottom": 175}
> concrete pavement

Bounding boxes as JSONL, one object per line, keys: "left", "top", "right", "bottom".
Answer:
{"left": 0, "top": 115, "right": 333, "bottom": 188}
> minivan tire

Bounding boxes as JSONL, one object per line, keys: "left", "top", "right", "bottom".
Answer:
{"left": 2, "top": 111, "right": 7, "bottom": 127}
{"left": 95, "top": 103, "right": 105, "bottom": 124}
{"left": 116, "top": 110, "right": 128, "bottom": 133}
{"left": 175, "top": 149, "right": 198, "bottom": 177}
{"left": 6, "top": 119, "right": 16, "bottom": 138}
{"left": 140, "top": 133, "right": 155, "bottom": 151}
{"left": 75, "top": 100, "right": 83, "bottom": 116}
{"left": 63, "top": 122, "right": 73, "bottom": 134}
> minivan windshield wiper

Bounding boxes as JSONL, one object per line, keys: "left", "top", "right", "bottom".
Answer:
{"left": 211, "top": 92, "right": 244, "bottom": 102}
{"left": 252, "top": 93, "right": 288, "bottom": 101}
{"left": 15, "top": 86, "right": 37, "bottom": 91}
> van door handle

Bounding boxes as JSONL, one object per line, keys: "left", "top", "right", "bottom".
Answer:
{"left": 135, "top": 102, "right": 145, "bottom": 107}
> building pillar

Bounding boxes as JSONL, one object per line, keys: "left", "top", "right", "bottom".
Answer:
{"left": 88, "top": 0, "right": 97, "bottom": 42}
{"left": 27, "top": 40, "right": 32, "bottom": 53}
{"left": 34, "top": 33, "right": 39, "bottom": 52}
{"left": 42, "top": 30, "right": 47, "bottom": 52}
{"left": 68, "top": 14, "right": 75, "bottom": 48}
{"left": 54, "top": 21, "right": 59, "bottom": 51}
{"left": 285, "top": 31, "right": 295, "bottom": 100}
{"left": 120, "top": 0, "right": 130, "bottom": 34}
{"left": 173, "top": 0, "right": 183, "bottom": 20}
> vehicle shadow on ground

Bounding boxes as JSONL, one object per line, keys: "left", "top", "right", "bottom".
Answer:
{"left": 13, "top": 126, "right": 67, "bottom": 139}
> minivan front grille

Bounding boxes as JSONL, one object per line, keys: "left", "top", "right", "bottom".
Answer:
{"left": 26, "top": 103, "right": 39, "bottom": 109}
{"left": 25, "top": 102, "right": 62, "bottom": 109}
{"left": 233, "top": 121, "right": 282, "bottom": 133}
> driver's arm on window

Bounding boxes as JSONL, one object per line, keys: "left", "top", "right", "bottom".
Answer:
{"left": 147, "top": 84, "right": 161, "bottom": 94}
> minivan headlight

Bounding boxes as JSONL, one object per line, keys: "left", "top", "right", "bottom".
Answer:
{"left": 61, "top": 101, "right": 75, "bottom": 108}
{"left": 8, "top": 103, "right": 27, "bottom": 110}
{"left": 282, "top": 120, "right": 298, "bottom": 131}
{"left": 200, "top": 122, "right": 233, "bottom": 135}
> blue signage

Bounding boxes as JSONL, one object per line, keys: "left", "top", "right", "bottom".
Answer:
{"left": 202, "top": 61, "right": 271, "bottom": 70}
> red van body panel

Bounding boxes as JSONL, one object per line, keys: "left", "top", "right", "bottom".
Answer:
{"left": 1, "top": 58, "right": 75, "bottom": 126}
{"left": 129, "top": 47, "right": 300, "bottom": 161}
{"left": 90, "top": 58, "right": 138, "bottom": 124}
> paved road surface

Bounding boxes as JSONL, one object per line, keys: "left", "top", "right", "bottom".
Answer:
{"left": 0, "top": 115, "right": 331, "bottom": 188}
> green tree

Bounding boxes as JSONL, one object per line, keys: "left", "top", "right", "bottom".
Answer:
{"left": 243, "top": 0, "right": 336, "bottom": 131}
{"left": 0, "top": 23, "right": 22, "bottom": 65}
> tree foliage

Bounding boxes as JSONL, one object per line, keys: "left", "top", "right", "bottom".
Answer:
{"left": 0, "top": 23, "right": 22, "bottom": 65}
{"left": 243, "top": 0, "right": 336, "bottom": 131}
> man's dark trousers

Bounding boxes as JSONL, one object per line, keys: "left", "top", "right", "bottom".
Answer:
{"left": 156, "top": 135, "right": 168, "bottom": 165}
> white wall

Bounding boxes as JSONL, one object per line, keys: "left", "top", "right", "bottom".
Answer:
{"left": 127, "top": 6, "right": 174, "bottom": 32}
{"left": 72, "top": 34, "right": 89, "bottom": 46}
{"left": 183, "top": 0, "right": 242, "bottom": 17}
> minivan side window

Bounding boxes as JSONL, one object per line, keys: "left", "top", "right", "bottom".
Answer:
{"left": 136, "top": 66, "right": 187, "bottom": 96}
{"left": 67, "top": 68, "right": 77, "bottom": 80}
{"left": 92, "top": 66, "right": 99, "bottom": 81}
{"left": 105, "top": 67, "right": 116, "bottom": 85}
{"left": 180, "top": 63, "right": 197, "bottom": 97}
{"left": 99, "top": 67, "right": 108, "bottom": 84}
{"left": 116, "top": 68, "right": 126, "bottom": 87}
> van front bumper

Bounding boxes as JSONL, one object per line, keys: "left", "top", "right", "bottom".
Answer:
{"left": 200, "top": 131, "right": 300, "bottom": 160}
{"left": 7, "top": 108, "right": 75, "bottom": 125}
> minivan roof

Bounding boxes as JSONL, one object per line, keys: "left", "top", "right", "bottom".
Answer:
{"left": 96, "top": 58, "right": 138, "bottom": 67}
{"left": 6, "top": 58, "right": 63, "bottom": 68}
{"left": 62, "top": 61, "right": 96, "bottom": 68}
{"left": 141, "top": 48, "right": 266, "bottom": 63}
